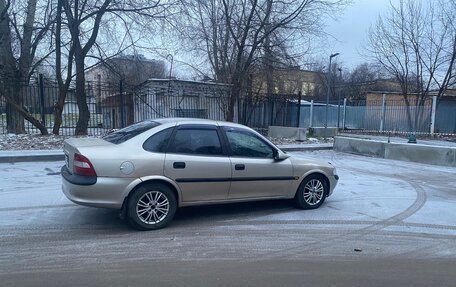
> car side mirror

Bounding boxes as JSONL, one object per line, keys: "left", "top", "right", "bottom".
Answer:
{"left": 273, "top": 150, "right": 290, "bottom": 161}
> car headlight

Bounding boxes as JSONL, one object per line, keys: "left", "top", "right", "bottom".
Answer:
{"left": 328, "top": 162, "right": 337, "bottom": 175}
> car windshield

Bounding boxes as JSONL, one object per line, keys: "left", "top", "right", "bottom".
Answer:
{"left": 102, "top": 120, "right": 161, "bottom": 144}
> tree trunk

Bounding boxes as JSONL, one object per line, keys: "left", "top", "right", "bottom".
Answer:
{"left": 264, "top": 6, "right": 273, "bottom": 126}
{"left": 52, "top": 89, "right": 67, "bottom": 135}
{"left": 403, "top": 94, "right": 414, "bottom": 132}
{"left": 1, "top": 0, "right": 24, "bottom": 134}
{"left": 414, "top": 96, "right": 427, "bottom": 133}
{"left": 53, "top": 0, "right": 72, "bottom": 135}
{"left": 1, "top": 0, "right": 49, "bottom": 135}
{"left": 4, "top": 80, "right": 49, "bottom": 134}
{"left": 3, "top": 85, "right": 48, "bottom": 134}
{"left": 6, "top": 105, "right": 25, "bottom": 133}
{"left": 226, "top": 81, "right": 242, "bottom": 122}
{"left": 52, "top": 106, "right": 63, "bottom": 135}
{"left": 5, "top": 80, "right": 25, "bottom": 133}
{"left": 74, "top": 55, "right": 89, "bottom": 135}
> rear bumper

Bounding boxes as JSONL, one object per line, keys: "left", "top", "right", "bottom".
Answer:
{"left": 61, "top": 166, "right": 134, "bottom": 209}
{"left": 61, "top": 165, "right": 96, "bottom": 185}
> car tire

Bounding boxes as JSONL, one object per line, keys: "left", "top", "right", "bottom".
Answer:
{"left": 295, "top": 174, "right": 328, "bottom": 209}
{"left": 127, "top": 183, "right": 177, "bottom": 230}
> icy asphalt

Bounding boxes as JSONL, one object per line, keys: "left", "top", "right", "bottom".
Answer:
{"left": 0, "top": 150, "right": 455, "bottom": 286}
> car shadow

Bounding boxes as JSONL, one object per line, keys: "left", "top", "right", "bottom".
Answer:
{"left": 62, "top": 199, "right": 296, "bottom": 232}
{"left": 172, "top": 199, "right": 295, "bottom": 227}
{"left": 56, "top": 206, "right": 131, "bottom": 233}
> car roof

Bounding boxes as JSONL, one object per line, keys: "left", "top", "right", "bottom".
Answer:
{"left": 153, "top": 118, "right": 247, "bottom": 129}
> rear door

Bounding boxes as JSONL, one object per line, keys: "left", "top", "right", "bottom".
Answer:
{"left": 223, "top": 126, "right": 293, "bottom": 199}
{"left": 164, "top": 124, "right": 231, "bottom": 202}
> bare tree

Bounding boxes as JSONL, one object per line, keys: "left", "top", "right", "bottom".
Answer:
{"left": 0, "top": 0, "right": 55, "bottom": 134}
{"left": 51, "top": 0, "right": 74, "bottom": 135}
{"left": 339, "top": 63, "right": 394, "bottom": 102}
{"left": 367, "top": 0, "right": 456, "bottom": 131}
{"left": 177, "top": 0, "right": 347, "bottom": 121}
{"left": 57, "top": 0, "right": 165, "bottom": 135}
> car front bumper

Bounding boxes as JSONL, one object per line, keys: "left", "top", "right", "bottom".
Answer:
{"left": 327, "top": 174, "right": 339, "bottom": 196}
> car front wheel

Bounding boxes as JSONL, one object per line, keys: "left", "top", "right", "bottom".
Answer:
{"left": 127, "top": 183, "right": 177, "bottom": 230}
{"left": 295, "top": 174, "right": 328, "bottom": 209}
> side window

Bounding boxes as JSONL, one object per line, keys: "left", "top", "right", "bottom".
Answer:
{"left": 143, "top": 128, "right": 173, "bottom": 153}
{"left": 224, "top": 127, "right": 274, "bottom": 158}
{"left": 168, "top": 128, "right": 223, "bottom": 156}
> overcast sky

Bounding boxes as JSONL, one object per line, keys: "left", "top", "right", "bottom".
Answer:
{"left": 171, "top": 0, "right": 398, "bottom": 78}
{"left": 323, "top": 0, "right": 398, "bottom": 71}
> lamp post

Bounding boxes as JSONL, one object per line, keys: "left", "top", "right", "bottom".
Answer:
{"left": 337, "top": 67, "right": 342, "bottom": 129}
{"left": 325, "top": 53, "right": 339, "bottom": 137}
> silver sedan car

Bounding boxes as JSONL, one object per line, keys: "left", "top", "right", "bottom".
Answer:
{"left": 62, "top": 118, "right": 338, "bottom": 230}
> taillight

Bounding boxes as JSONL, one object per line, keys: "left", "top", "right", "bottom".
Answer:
{"left": 73, "top": 153, "right": 97, "bottom": 177}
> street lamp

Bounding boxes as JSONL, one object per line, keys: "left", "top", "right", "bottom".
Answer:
{"left": 325, "top": 52, "right": 340, "bottom": 137}
{"left": 337, "top": 67, "right": 342, "bottom": 129}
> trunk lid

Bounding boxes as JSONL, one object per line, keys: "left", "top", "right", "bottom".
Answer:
{"left": 63, "top": 138, "right": 113, "bottom": 173}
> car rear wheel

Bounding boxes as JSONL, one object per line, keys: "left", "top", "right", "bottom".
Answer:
{"left": 295, "top": 174, "right": 328, "bottom": 209}
{"left": 127, "top": 183, "right": 177, "bottom": 230}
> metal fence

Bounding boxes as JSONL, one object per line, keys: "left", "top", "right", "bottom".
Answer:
{"left": 237, "top": 94, "right": 301, "bottom": 129}
{"left": 1, "top": 80, "right": 118, "bottom": 135}
{"left": 275, "top": 97, "right": 454, "bottom": 135}
{"left": 343, "top": 100, "right": 433, "bottom": 133}
{"left": 244, "top": 96, "right": 456, "bottom": 135}
{"left": 341, "top": 96, "right": 455, "bottom": 134}
{"left": 0, "top": 79, "right": 231, "bottom": 136}
{"left": 1, "top": 79, "right": 455, "bottom": 136}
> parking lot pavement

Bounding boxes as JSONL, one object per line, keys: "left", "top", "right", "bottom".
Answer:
{"left": 0, "top": 151, "right": 455, "bottom": 286}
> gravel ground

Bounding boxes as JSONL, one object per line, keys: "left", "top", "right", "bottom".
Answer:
{"left": 0, "top": 134, "right": 91, "bottom": 150}
{"left": 0, "top": 133, "right": 333, "bottom": 151}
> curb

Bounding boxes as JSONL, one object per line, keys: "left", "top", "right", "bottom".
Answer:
{"left": 0, "top": 151, "right": 64, "bottom": 164}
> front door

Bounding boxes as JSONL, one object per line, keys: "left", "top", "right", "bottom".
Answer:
{"left": 223, "top": 126, "right": 293, "bottom": 199}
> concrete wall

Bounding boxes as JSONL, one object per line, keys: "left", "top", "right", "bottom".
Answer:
{"left": 268, "top": 126, "right": 307, "bottom": 141}
{"left": 268, "top": 126, "right": 338, "bottom": 139}
{"left": 385, "top": 143, "right": 456, "bottom": 167}
{"left": 333, "top": 137, "right": 386, "bottom": 157}
{"left": 334, "top": 136, "right": 456, "bottom": 167}
{"left": 308, "top": 127, "right": 338, "bottom": 137}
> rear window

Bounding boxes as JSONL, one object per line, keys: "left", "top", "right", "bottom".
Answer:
{"left": 102, "top": 121, "right": 161, "bottom": 144}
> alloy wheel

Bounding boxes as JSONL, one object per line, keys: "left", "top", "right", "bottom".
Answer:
{"left": 136, "top": 191, "right": 170, "bottom": 225}
{"left": 303, "top": 179, "right": 324, "bottom": 206}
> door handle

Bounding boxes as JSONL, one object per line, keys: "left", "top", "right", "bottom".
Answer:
{"left": 173, "top": 162, "right": 186, "bottom": 169}
{"left": 235, "top": 164, "right": 245, "bottom": 170}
